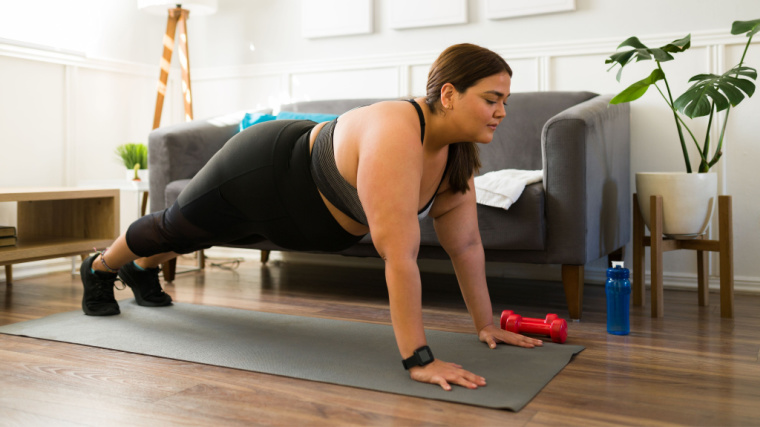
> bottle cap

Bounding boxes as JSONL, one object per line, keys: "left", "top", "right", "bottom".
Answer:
{"left": 612, "top": 261, "right": 625, "bottom": 269}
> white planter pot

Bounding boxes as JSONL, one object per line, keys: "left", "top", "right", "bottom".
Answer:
{"left": 126, "top": 169, "right": 149, "bottom": 182}
{"left": 635, "top": 172, "right": 717, "bottom": 239}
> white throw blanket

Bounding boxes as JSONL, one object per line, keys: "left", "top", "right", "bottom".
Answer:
{"left": 474, "top": 169, "right": 544, "bottom": 210}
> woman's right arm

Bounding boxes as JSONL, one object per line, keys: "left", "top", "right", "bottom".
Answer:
{"left": 355, "top": 109, "right": 427, "bottom": 359}
{"left": 354, "top": 106, "right": 486, "bottom": 391}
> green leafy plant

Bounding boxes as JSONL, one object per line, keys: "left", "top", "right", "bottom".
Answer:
{"left": 606, "top": 19, "right": 759, "bottom": 173}
{"left": 115, "top": 143, "right": 148, "bottom": 170}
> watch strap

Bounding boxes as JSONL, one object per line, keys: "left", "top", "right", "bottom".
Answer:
{"left": 402, "top": 345, "right": 435, "bottom": 370}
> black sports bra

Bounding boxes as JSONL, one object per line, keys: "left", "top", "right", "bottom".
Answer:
{"left": 310, "top": 99, "right": 449, "bottom": 226}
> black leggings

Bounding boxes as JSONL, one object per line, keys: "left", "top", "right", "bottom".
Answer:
{"left": 125, "top": 120, "right": 364, "bottom": 257}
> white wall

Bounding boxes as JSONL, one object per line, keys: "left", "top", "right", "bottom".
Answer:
{"left": 0, "top": 0, "right": 177, "bottom": 277}
{"left": 2, "top": 0, "right": 760, "bottom": 294}
{"left": 189, "top": 0, "right": 758, "bottom": 68}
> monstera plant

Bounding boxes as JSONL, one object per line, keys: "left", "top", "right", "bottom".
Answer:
{"left": 605, "top": 18, "right": 759, "bottom": 238}
{"left": 606, "top": 18, "right": 759, "bottom": 173}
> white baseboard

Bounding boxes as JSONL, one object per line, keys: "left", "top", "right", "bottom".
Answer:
{"left": 1, "top": 257, "right": 78, "bottom": 283}
{"left": 279, "top": 251, "right": 760, "bottom": 294}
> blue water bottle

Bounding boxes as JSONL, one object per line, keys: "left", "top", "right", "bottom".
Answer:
{"left": 606, "top": 261, "right": 631, "bottom": 335}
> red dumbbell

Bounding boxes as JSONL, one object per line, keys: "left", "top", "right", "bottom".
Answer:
{"left": 501, "top": 313, "right": 568, "bottom": 344}
{"left": 500, "top": 310, "right": 560, "bottom": 329}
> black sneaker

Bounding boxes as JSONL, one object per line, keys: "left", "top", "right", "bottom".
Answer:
{"left": 118, "top": 261, "right": 173, "bottom": 307}
{"left": 81, "top": 254, "right": 120, "bottom": 316}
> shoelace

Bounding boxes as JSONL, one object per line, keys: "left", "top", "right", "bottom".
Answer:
{"left": 91, "top": 276, "right": 122, "bottom": 300}
{"left": 141, "top": 276, "right": 166, "bottom": 298}
{"left": 131, "top": 266, "right": 165, "bottom": 299}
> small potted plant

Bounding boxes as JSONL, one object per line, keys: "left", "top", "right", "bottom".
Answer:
{"left": 116, "top": 143, "right": 148, "bottom": 181}
{"left": 606, "top": 18, "right": 758, "bottom": 238}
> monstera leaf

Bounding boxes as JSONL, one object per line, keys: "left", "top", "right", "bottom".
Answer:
{"left": 674, "top": 66, "right": 757, "bottom": 118}
{"left": 605, "top": 35, "right": 691, "bottom": 82}
{"left": 609, "top": 69, "right": 665, "bottom": 104}
{"left": 732, "top": 18, "right": 760, "bottom": 37}
{"left": 605, "top": 18, "right": 759, "bottom": 173}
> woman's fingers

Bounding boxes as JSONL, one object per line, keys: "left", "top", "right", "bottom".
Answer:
{"left": 445, "top": 366, "right": 486, "bottom": 390}
{"left": 433, "top": 375, "right": 452, "bottom": 391}
{"left": 412, "top": 360, "right": 487, "bottom": 391}
{"left": 486, "top": 336, "right": 497, "bottom": 349}
{"left": 481, "top": 325, "right": 543, "bottom": 348}
{"left": 435, "top": 373, "right": 479, "bottom": 391}
{"left": 509, "top": 333, "right": 543, "bottom": 348}
{"left": 456, "top": 373, "right": 485, "bottom": 389}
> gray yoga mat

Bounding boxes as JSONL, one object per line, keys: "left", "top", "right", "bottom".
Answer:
{"left": 0, "top": 300, "right": 583, "bottom": 411}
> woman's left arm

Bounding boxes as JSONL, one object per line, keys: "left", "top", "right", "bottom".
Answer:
{"left": 431, "top": 175, "right": 542, "bottom": 349}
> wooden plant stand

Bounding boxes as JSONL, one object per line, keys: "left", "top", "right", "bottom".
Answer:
{"left": 632, "top": 193, "right": 733, "bottom": 318}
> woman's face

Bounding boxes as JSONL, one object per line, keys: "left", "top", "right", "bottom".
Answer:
{"left": 449, "top": 71, "right": 511, "bottom": 143}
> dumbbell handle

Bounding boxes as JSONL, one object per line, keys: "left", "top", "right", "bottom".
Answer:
{"left": 500, "top": 310, "right": 559, "bottom": 329}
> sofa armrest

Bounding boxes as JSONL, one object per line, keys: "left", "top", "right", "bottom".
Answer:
{"left": 148, "top": 119, "right": 239, "bottom": 213}
{"left": 541, "top": 95, "right": 631, "bottom": 264}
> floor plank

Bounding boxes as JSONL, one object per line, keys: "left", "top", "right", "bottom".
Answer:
{"left": 2, "top": 257, "right": 760, "bottom": 426}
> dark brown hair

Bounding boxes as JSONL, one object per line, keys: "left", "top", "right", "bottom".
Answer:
{"left": 425, "top": 43, "right": 512, "bottom": 194}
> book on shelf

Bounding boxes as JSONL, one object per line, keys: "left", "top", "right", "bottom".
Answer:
{"left": 0, "top": 235, "right": 17, "bottom": 247}
{"left": 0, "top": 225, "right": 16, "bottom": 238}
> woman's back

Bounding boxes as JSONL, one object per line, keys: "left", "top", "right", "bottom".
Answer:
{"left": 309, "top": 100, "right": 450, "bottom": 235}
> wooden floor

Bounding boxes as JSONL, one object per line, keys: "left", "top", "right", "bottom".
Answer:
{"left": 1, "top": 257, "right": 759, "bottom": 426}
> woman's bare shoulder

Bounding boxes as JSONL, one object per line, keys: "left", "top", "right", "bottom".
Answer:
{"left": 340, "top": 100, "right": 420, "bottom": 144}
{"left": 343, "top": 100, "right": 415, "bottom": 124}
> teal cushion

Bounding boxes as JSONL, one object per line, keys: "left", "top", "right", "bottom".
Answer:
{"left": 276, "top": 111, "right": 339, "bottom": 122}
{"left": 239, "top": 112, "right": 276, "bottom": 131}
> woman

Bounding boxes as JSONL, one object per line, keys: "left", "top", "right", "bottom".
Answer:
{"left": 81, "top": 43, "right": 543, "bottom": 391}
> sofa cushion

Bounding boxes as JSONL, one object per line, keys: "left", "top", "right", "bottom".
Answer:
{"left": 419, "top": 183, "right": 545, "bottom": 251}
{"left": 164, "top": 181, "right": 545, "bottom": 252}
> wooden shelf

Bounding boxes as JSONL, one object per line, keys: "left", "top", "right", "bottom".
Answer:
{"left": 0, "top": 188, "right": 120, "bottom": 203}
{"left": 0, "top": 238, "right": 116, "bottom": 264}
{"left": 0, "top": 188, "right": 120, "bottom": 283}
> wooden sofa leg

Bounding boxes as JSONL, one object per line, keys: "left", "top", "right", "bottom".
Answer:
{"left": 162, "top": 258, "right": 177, "bottom": 283}
{"left": 261, "top": 250, "right": 270, "bottom": 264}
{"left": 562, "top": 264, "right": 584, "bottom": 320}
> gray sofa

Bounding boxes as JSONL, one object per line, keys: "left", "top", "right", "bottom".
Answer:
{"left": 148, "top": 92, "right": 630, "bottom": 319}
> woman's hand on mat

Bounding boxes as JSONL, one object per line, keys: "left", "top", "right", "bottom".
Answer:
{"left": 409, "top": 359, "right": 487, "bottom": 391}
{"left": 478, "top": 324, "right": 543, "bottom": 349}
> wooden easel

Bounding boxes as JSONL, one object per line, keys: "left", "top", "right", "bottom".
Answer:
{"left": 152, "top": 6, "right": 193, "bottom": 129}
{"left": 633, "top": 194, "right": 734, "bottom": 318}
{"left": 152, "top": 6, "right": 201, "bottom": 281}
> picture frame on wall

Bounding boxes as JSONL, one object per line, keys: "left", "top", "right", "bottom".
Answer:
{"left": 302, "top": 0, "right": 373, "bottom": 39}
{"left": 486, "top": 0, "right": 576, "bottom": 19}
{"left": 389, "top": 0, "right": 467, "bottom": 30}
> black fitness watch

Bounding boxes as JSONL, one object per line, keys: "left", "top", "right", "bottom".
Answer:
{"left": 402, "top": 345, "right": 435, "bottom": 370}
